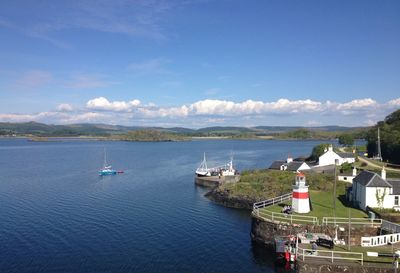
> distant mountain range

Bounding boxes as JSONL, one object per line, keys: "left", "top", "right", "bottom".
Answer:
{"left": 0, "top": 121, "right": 368, "bottom": 138}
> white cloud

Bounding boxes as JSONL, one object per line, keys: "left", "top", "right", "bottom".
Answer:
{"left": 388, "top": 98, "right": 400, "bottom": 106}
{"left": 57, "top": 103, "right": 73, "bottom": 112}
{"left": 336, "top": 98, "right": 377, "bottom": 110}
{"left": 2, "top": 97, "right": 400, "bottom": 127}
{"left": 86, "top": 97, "right": 141, "bottom": 112}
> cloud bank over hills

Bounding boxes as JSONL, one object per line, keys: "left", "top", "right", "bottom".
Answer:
{"left": 1, "top": 97, "right": 399, "bottom": 128}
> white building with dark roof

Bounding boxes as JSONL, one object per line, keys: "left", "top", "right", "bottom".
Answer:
{"left": 350, "top": 167, "right": 400, "bottom": 211}
{"left": 318, "top": 145, "right": 355, "bottom": 166}
{"left": 269, "top": 156, "right": 311, "bottom": 172}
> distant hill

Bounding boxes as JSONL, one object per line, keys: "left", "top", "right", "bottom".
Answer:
{"left": 0, "top": 121, "right": 369, "bottom": 139}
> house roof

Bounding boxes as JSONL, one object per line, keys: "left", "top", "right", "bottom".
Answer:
{"left": 337, "top": 152, "right": 355, "bottom": 159}
{"left": 269, "top": 160, "right": 286, "bottom": 169}
{"left": 387, "top": 179, "right": 400, "bottom": 195}
{"left": 353, "top": 170, "right": 392, "bottom": 188}
{"left": 268, "top": 160, "right": 307, "bottom": 171}
{"left": 287, "top": 161, "right": 305, "bottom": 171}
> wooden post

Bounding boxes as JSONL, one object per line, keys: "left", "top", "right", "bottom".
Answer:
{"left": 348, "top": 208, "right": 351, "bottom": 251}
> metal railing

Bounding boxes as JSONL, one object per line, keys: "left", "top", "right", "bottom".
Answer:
{"left": 253, "top": 192, "right": 292, "bottom": 210}
{"left": 381, "top": 220, "right": 400, "bottom": 233}
{"left": 297, "top": 247, "right": 363, "bottom": 265}
{"left": 257, "top": 209, "right": 319, "bottom": 225}
{"left": 322, "top": 217, "right": 382, "bottom": 226}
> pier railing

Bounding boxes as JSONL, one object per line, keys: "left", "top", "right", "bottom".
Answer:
{"left": 257, "top": 210, "right": 319, "bottom": 225}
{"left": 321, "top": 217, "right": 382, "bottom": 226}
{"left": 381, "top": 219, "right": 400, "bottom": 233}
{"left": 253, "top": 192, "right": 292, "bottom": 211}
{"left": 297, "top": 247, "right": 363, "bottom": 265}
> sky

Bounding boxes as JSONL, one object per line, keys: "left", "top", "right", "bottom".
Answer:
{"left": 0, "top": 0, "right": 399, "bottom": 128}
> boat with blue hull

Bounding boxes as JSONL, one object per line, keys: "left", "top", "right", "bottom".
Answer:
{"left": 99, "top": 149, "right": 117, "bottom": 176}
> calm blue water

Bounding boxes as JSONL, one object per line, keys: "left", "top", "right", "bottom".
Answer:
{"left": 0, "top": 138, "right": 332, "bottom": 273}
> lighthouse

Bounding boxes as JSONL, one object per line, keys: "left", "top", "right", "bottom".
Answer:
{"left": 292, "top": 172, "right": 310, "bottom": 213}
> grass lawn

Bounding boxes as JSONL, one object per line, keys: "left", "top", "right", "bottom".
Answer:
{"left": 334, "top": 244, "right": 399, "bottom": 264}
{"left": 264, "top": 186, "right": 368, "bottom": 220}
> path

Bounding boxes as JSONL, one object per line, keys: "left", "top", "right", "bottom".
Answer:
{"left": 338, "top": 147, "right": 400, "bottom": 173}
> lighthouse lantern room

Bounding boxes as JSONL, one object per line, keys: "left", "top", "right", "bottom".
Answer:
{"left": 292, "top": 172, "right": 310, "bottom": 214}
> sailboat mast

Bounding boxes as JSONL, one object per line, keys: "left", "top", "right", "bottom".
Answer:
{"left": 203, "top": 152, "right": 208, "bottom": 170}
{"left": 103, "top": 148, "right": 107, "bottom": 167}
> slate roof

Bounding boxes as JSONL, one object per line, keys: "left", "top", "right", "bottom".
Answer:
{"left": 337, "top": 152, "right": 355, "bottom": 159}
{"left": 387, "top": 179, "right": 400, "bottom": 195}
{"left": 268, "top": 160, "right": 307, "bottom": 171}
{"left": 286, "top": 161, "right": 305, "bottom": 171}
{"left": 353, "top": 170, "right": 392, "bottom": 188}
{"left": 269, "top": 160, "right": 286, "bottom": 170}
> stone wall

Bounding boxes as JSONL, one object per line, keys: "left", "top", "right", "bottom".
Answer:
{"left": 297, "top": 260, "right": 393, "bottom": 273}
{"left": 250, "top": 216, "right": 379, "bottom": 246}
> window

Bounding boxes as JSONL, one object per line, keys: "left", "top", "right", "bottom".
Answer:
{"left": 395, "top": 196, "right": 399, "bottom": 206}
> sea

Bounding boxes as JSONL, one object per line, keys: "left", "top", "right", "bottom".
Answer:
{"left": 0, "top": 138, "right": 335, "bottom": 273}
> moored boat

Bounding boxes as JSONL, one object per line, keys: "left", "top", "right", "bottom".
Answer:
{"left": 99, "top": 149, "right": 117, "bottom": 176}
{"left": 195, "top": 153, "right": 238, "bottom": 177}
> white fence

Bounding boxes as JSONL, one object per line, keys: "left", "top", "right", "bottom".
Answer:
{"left": 297, "top": 247, "right": 363, "bottom": 265}
{"left": 257, "top": 209, "right": 319, "bottom": 225}
{"left": 322, "top": 217, "right": 382, "bottom": 226}
{"left": 361, "top": 233, "right": 400, "bottom": 247}
{"left": 253, "top": 192, "right": 292, "bottom": 210}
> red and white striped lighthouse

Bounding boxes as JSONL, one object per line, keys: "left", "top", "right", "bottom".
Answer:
{"left": 291, "top": 172, "right": 310, "bottom": 213}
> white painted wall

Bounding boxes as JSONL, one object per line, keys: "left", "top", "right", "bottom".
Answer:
{"left": 318, "top": 149, "right": 355, "bottom": 166}
{"left": 338, "top": 175, "right": 354, "bottom": 183}
{"left": 298, "top": 162, "right": 311, "bottom": 171}
{"left": 364, "top": 187, "right": 394, "bottom": 210}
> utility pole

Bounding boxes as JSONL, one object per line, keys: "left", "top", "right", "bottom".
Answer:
{"left": 333, "top": 159, "right": 339, "bottom": 214}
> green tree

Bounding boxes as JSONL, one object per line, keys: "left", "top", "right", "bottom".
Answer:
{"left": 338, "top": 134, "right": 354, "bottom": 146}
{"left": 366, "top": 109, "right": 400, "bottom": 164}
{"left": 308, "top": 143, "right": 330, "bottom": 161}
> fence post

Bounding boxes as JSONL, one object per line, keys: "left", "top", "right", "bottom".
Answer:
{"left": 331, "top": 251, "right": 334, "bottom": 263}
{"left": 361, "top": 253, "right": 363, "bottom": 265}
{"left": 290, "top": 214, "right": 293, "bottom": 224}
{"left": 303, "top": 249, "right": 305, "bottom": 261}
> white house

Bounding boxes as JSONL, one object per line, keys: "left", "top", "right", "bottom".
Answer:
{"left": 318, "top": 145, "right": 355, "bottom": 166}
{"left": 350, "top": 167, "right": 400, "bottom": 211}
{"left": 269, "top": 156, "right": 311, "bottom": 172}
{"left": 338, "top": 167, "right": 357, "bottom": 183}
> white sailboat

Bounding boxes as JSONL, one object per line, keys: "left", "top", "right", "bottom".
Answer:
{"left": 99, "top": 148, "right": 117, "bottom": 176}
{"left": 196, "top": 153, "right": 211, "bottom": 176}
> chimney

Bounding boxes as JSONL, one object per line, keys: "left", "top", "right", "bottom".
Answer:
{"left": 328, "top": 145, "right": 333, "bottom": 152}
{"left": 381, "top": 166, "right": 386, "bottom": 180}
{"left": 352, "top": 167, "right": 357, "bottom": 177}
{"left": 287, "top": 155, "right": 293, "bottom": 163}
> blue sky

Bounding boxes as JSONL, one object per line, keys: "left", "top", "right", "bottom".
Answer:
{"left": 0, "top": 0, "right": 399, "bottom": 127}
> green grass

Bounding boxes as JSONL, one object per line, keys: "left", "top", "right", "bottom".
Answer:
{"left": 333, "top": 245, "right": 398, "bottom": 264}
{"left": 264, "top": 185, "right": 368, "bottom": 220}
{"left": 220, "top": 169, "right": 335, "bottom": 201}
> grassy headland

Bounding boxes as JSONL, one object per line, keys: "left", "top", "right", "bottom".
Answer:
{"left": 206, "top": 169, "right": 344, "bottom": 209}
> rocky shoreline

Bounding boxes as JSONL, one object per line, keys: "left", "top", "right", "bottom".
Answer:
{"left": 204, "top": 186, "right": 258, "bottom": 210}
